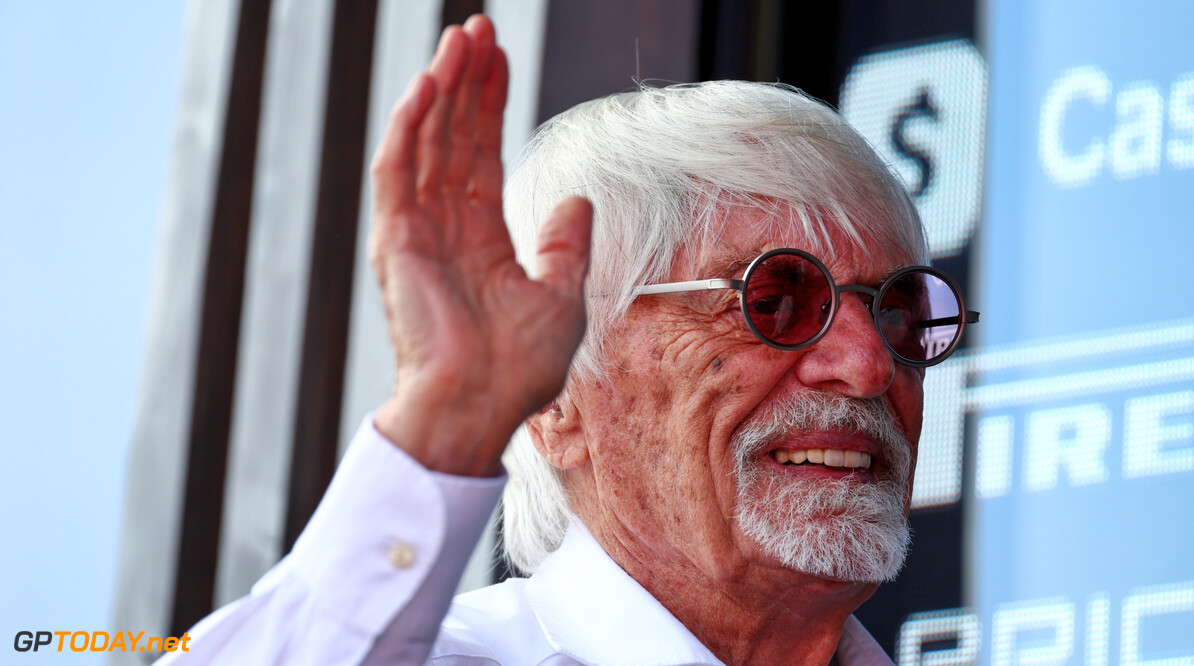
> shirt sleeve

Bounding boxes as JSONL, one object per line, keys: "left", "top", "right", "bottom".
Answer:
{"left": 158, "top": 415, "right": 507, "bottom": 665}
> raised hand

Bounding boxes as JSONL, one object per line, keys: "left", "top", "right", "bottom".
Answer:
{"left": 369, "top": 16, "right": 592, "bottom": 477}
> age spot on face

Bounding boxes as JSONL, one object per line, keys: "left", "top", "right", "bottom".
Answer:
{"left": 711, "top": 357, "right": 722, "bottom": 370}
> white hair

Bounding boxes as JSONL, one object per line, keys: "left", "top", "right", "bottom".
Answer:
{"left": 500, "top": 81, "right": 927, "bottom": 573}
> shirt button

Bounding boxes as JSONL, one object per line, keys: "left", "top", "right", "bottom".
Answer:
{"left": 388, "top": 541, "right": 415, "bottom": 569}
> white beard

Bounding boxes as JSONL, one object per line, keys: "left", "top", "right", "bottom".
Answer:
{"left": 732, "top": 391, "right": 913, "bottom": 582}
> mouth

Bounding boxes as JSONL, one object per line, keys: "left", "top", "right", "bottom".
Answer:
{"left": 761, "top": 434, "right": 882, "bottom": 483}
{"left": 769, "top": 448, "right": 872, "bottom": 469}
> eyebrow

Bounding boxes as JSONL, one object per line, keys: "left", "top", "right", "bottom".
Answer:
{"left": 701, "top": 254, "right": 756, "bottom": 280}
{"left": 875, "top": 263, "right": 911, "bottom": 286}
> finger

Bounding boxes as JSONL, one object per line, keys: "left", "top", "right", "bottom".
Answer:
{"left": 534, "top": 197, "right": 593, "bottom": 299}
{"left": 445, "top": 15, "right": 496, "bottom": 190}
{"left": 469, "top": 45, "right": 509, "bottom": 208}
{"left": 371, "top": 73, "right": 435, "bottom": 216}
{"left": 416, "top": 26, "right": 471, "bottom": 195}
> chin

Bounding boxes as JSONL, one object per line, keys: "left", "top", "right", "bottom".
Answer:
{"left": 735, "top": 476, "right": 912, "bottom": 584}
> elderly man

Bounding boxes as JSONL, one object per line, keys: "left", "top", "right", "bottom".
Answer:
{"left": 167, "top": 15, "right": 976, "bottom": 666}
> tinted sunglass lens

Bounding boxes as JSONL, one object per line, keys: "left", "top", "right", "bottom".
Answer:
{"left": 743, "top": 252, "right": 832, "bottom": 347}
{"left": 878, "top": 271, "right": 962, "bottom": 363}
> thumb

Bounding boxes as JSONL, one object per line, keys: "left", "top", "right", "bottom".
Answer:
{"left": 534, "top": 196, "right": 593, "bottom": 298}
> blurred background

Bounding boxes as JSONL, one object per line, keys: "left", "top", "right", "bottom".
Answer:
{"left": 2, "top": 0, "right": 1191, "bottom": 663}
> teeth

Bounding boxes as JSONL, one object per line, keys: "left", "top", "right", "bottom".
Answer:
{"left": 770, "top": 449, "right": 872, "bottom": 469}
{"left": 844, "top": 451, "right": 872, "bottom": 468}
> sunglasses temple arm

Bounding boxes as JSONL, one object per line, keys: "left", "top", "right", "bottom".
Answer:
{"left": 915, "top": 311, "right": 981, "bottom": 329}
{"left": 632, "top": 279, "right": 743, "bottom": 296}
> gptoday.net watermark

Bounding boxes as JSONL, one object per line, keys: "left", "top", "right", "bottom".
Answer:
{"left": 13, "top": 630, "right": 191, "bottom": 654}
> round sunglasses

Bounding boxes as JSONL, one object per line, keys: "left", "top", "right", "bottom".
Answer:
{"left": 631, "top": 248, "right": 979, "bottom": 367}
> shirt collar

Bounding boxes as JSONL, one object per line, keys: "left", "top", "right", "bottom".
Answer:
{"left": 522, "top": 520, "right": 894, "bottom": 666}
{"left": 524, "top": 520, "right": 723, "bottom": 665}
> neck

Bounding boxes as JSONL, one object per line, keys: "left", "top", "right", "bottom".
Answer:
{"left": 581, "top": 514, "right": 878, "bottom": 666}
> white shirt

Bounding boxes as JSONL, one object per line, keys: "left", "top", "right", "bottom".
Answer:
{"left": 163, "top": 418, "right": 895, "bottom": 665}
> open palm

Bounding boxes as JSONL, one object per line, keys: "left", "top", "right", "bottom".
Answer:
{"left": 369, "top": 16, "right": 591, "bottom": 477}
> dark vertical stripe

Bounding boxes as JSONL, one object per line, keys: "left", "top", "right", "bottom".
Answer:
{"left": 170, "top": 0, "right": 273, "bottom": 638}
{"left": 696, "top": 0, "right": 764, "bottom": 82}
{"left": 283, "top": 0, "right": 379, "bottom": 551}
{"left": 536, "top": 0, "right": 702, "bottom": 123}
{"left": 697, "top": 0, "right": 727, "bottom": 80}
{"left": 699, "top": 0, "right": 841, "bottom": 101}
{"left": 441, "top": 0, "right": 485, "bottom": 29}
{"left": 775, "top": 0, "right": 844, "bottom": 106}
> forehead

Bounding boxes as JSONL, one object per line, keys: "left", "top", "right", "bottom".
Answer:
{"left": 686, "top": 204, "right": 916, "bottom": 280}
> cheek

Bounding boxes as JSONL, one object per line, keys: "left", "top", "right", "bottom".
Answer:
{"left": 650, "top": 344, "right": 778, "bottom": 452}
{"left": 591, "top": 343, "right": 772, "bottom": 512}
{"left": 596, "top": 308, "right": 800, "bottom": 497}
{"left": 625, "top": 312, "right": 763, "bottom": 421}
{"left": 889, "top": 367, "right": 925, "bottom": 462}
{"left": 900, "top": 370, "right": 925, "bottom": 430}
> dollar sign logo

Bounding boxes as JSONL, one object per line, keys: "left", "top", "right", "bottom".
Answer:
{"left": 890, "top": 87, "right": 940, "bottom": 197}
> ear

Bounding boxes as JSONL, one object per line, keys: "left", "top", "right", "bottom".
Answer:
{"left": 525, "top": 395, "right": 589, "bottom": 470}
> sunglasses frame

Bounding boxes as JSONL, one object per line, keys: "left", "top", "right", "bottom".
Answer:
{"left": 631, "top": 248, "right": 980, "bottom": 367}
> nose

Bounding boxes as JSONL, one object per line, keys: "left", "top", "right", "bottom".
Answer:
{"left": 794, "top": 291, "right": 894, "bottom": 398}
